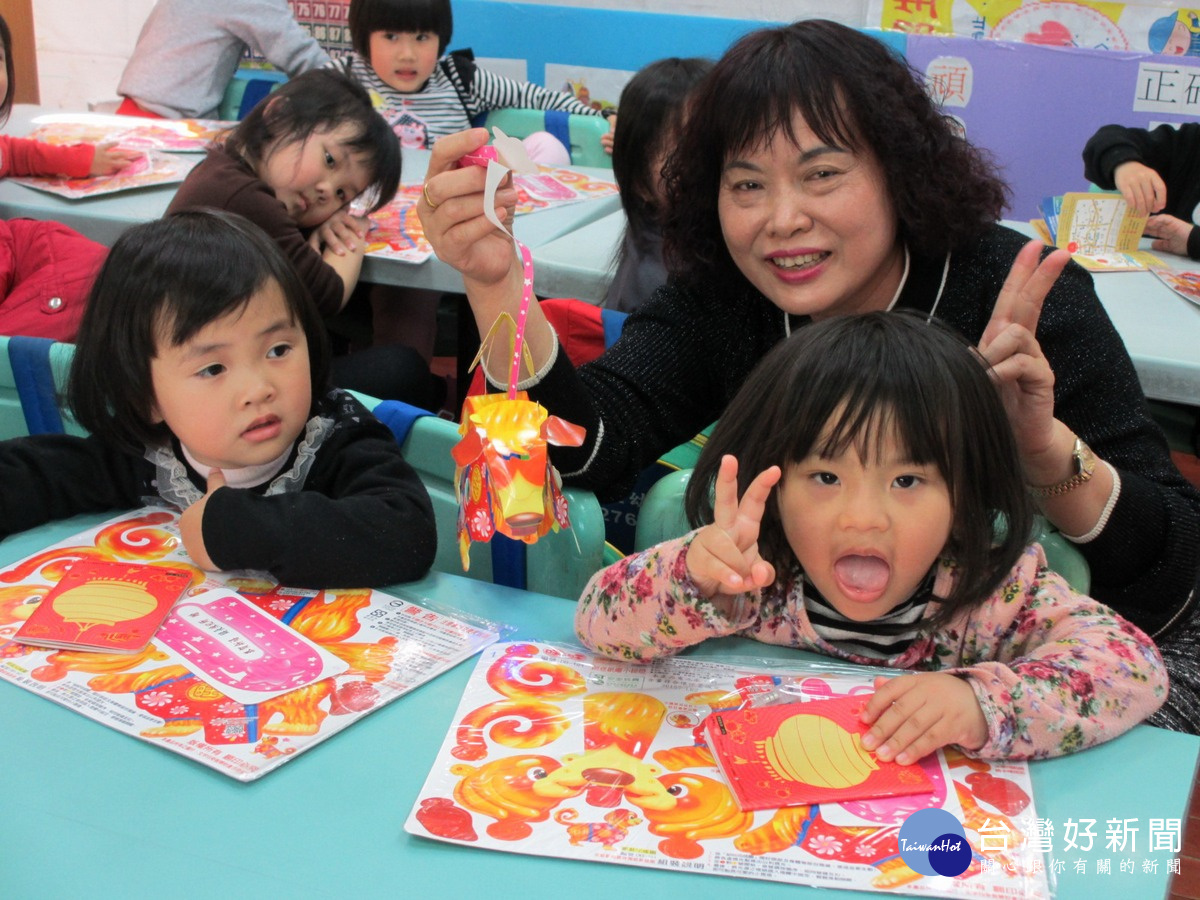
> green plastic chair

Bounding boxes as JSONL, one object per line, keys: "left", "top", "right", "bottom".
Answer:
{"left": 634, "top": 467, "right": 1091, "bottom": 595}
{"left": 478, "top": 108, "right": 612, "bottom": 168}
{"left": 354, "top": 396, "right": 607, "bottom": 600}
{"left": 0, "top": 335, "right": 84, "bottom": 440}
{"left": 217, "top": 68, "right": 288, "bottom": 121}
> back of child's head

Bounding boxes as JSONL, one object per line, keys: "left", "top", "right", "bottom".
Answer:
{"left": 349, "top": 0, "right": 453, "bottom": 57}
{"left": 68, "top": 210, "right": 331, "bottom": 452}
{"left": 224, "top": 69, "right": 400, "bottom": 213}
{"left": 612, "top": 57, "right": 712, "bottom": 249}
{"left": 686, "top": 312, "right": 1034, "bottom": 621}
{"left": 0, "top": 12, "right": 15, "bottom": 125}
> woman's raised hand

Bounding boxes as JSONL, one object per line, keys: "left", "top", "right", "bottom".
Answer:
{"left": 977, "top": 240, "right": 1068, "bottom": 469}
{"left": 686, "top": 455, "right": 780, "bottom": 600}
{"left": 417, "top": 128, "right": 521, "bottom": 289}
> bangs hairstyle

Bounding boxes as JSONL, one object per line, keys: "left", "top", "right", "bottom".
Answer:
{"left": 0, "top": 13, "right": 15, "bottom": 125}
{"left": 348, "top": 0, "right": 453, "bottom": 56}
{"left": 612, "top": 57, "right": 713, "bottom": 251}
{"left": 67, "top": 210, "right": 331, "bottom": 452}
{"left": 223, "top": 69, "right": 400, "bottom": 213}
{"left": 685, "top": 312, "right": 1034, "bottom": 627}
{"left": 661, "top": 19, "right": 1009, "bottom": 289}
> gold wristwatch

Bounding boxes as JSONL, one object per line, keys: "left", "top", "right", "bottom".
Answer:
{"left": 1029, "top": 436, "right": 1097, "bottom": 498}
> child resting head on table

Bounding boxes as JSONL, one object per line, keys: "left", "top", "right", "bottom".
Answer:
{"left": 575, "top": 312, "right": 1167, "bottom": 762}
{"left": 0, "top": 210, "right": 437, "bottom": 589}
{"left": 167, "top": 69, "right": 444, "bottom": 408}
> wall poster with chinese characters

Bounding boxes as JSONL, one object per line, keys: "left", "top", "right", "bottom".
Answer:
{"left": 0, "top": 509, "right": 500, "bottom": 781}
{"left": 870, "top": 0, "right": 1200, "bottom": 55}
{"left": 406, "top": 641, "right": 1052, "bottom": 899}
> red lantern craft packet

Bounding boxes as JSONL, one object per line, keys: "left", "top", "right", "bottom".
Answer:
{"left": 704, "top": 694, "right": 935, "bottom": 812}
{"left": 14, "top": 559, "right": 194, "bottom": 653}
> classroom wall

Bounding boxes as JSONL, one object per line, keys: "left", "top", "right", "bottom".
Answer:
{"left": 17, "top": 0, "right": 1200, "bottom": 223}
{"left": 26, "top": 0, "right": 856, "bottom": 111}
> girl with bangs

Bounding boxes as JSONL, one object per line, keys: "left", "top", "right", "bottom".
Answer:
{"left": 576, "top": 313, "right": 1167, "bottom": 762}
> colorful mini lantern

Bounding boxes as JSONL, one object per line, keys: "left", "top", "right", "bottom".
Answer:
{"left": 449, "top": 132, "right": 586, "bottom": 569}
{"left": 453, "top": 391, "right": 584, "bottom": 569}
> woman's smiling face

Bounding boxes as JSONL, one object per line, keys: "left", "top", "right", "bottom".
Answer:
{"left": 717, "top": 108, "right": 906, "bottom": 320}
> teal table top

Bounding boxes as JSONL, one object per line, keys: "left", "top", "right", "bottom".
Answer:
{"left": 1, "top": 515, "right": 1195, "bottom": 899}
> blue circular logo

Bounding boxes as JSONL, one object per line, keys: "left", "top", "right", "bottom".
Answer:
{"left": 897, "top": 808, "right": 971, "bottom": 877}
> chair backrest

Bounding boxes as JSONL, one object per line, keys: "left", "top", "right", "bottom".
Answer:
{"left": 478, "top": 108, "right": 612, "bottom": 168}
{"left": 635, "top": 468, "right": 1092, "bottom": 595}
{"left": 0, "top": 336, "right": 84, "bottom": 440}
{"left": 217, "top": 68, "right": 289, "bottom": 121}
{"left": 365, "top": 398, "right": 606, "bottom": 600}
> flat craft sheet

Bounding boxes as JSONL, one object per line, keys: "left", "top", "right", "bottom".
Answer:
{"left": 28, "top": 113, "right": 230, "bottom": 152}
{"left": 406, "top": 641, "right": 1051, "bottom": 899}
{"left": 366, "top": 167, "right": 617, "bottom": 264}
{"left": 0, "top": 509, "right": 500, "bottom": 781}
{"left": 8, "top": 150, "right": 199, "bottom": 199}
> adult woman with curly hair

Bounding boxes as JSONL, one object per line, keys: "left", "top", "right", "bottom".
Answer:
{"left": 421, "top": 20, "right": 1200, "bottom": 730}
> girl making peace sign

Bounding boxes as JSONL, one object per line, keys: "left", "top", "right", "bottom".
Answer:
{"left": 576, "top": 313, "right": 1166, "bottom": 761}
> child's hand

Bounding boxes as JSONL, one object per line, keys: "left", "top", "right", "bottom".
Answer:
{"left": 1144, "top": 213, "right": 1193, "bottom": 257}
{"left": 686, "top": 455, "right": 780, "bottom": 601}
{"left": 601, "top": 115, "right": 616, "bottom": 155}
{"left": 179, "top": 469, "right": 225, "bottom": 571}
{"left": 311, "top": 210, "right": 369, "bottom": 256}
{"left": 1113, "top": 160, "right": 1167, "bottom": 216}
{"left": 89, "top": 142, "right": 140, "bottom": 176}
{"left": 859, "top": 673, "right": 988, "bottom": 765}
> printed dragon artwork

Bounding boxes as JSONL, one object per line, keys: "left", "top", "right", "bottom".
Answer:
{"left": 411, "top": 643, "right": 1041, "bottom": 894}
{"left": 0, "top": 512, "right": 396, "bottom": 758}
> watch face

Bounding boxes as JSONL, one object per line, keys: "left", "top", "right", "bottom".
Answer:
{"left": 1075, "top": 438, "right": 1097, "bottom": 477}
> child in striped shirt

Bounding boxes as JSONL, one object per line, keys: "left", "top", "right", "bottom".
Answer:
{"left": 336, "top": 0, "right": 603, "bottom": 159}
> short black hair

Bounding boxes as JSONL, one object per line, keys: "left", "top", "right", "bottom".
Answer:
{"left": 0, "top": 13, "right": 16, "bottom": 125}
{"left": 224, "top": 69, "right": 400, "bottom": 214}
{"left": 612, "top": 57, "right": 712, "bottom": 252}
{"left": 348, "top": 0, "right": 453, "bottom": 57}
{"left": 663, "top": 19, "right": 1008, "bottom": 289}
{"left": 685, "top": 311, "right": 1034, "bottom": 627}
{"left": 68, "top": 210, "right": 331, "bottom": 451}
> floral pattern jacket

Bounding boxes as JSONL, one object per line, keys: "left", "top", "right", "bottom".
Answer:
{"left": 576, "top": 536, "right": 1168, "bottom": 760}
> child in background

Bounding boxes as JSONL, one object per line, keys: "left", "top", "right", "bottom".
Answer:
{"left": 0, "top": 211, "right": 436, "bottom": 589}
{"left": 168, "top": 69, "right": 442, "bottom": 408}
{"left": 1083, "top": 120, "right": 1200, "bottom": 259}
{"left": 338, "top": 0, "right": 602, "bottom": 159}
{"left": 577, "top": 312, "right": 1166, "bottom": 760}
{"left": 604, "top": 57, "right": 711, "bottom": 313}
{"left": 0, "top": 12, "right": 137, "bottom": 340}
{"left": 116, "top": 0, "right": 330, "bottom": 119}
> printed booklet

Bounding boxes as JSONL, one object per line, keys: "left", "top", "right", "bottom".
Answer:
{"left": 406, "top": 641, "right": 1051, "bottom": 898}
{"left": 0, "top": 509, "right": 501, "bottom": 780}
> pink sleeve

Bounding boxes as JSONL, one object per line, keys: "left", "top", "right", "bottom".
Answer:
{"left": 574, "top": 534, "right": 758, "bottom": 661}
{"left": 0, "top": 135, "right": 94, "bottom": 178}
{"left": 943, "top": 545, "right": 1168, "bottom": 759}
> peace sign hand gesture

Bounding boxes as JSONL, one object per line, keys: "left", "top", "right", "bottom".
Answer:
{"left": 686, "top": 455, "right": 781, "bottom": 602}
{"left": 977, "top": 240, "right": 1069, "bottom": 467}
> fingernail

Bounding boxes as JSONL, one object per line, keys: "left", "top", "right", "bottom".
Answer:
{"left": 861, "top": 733, "right": 877, "bottom": 750}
